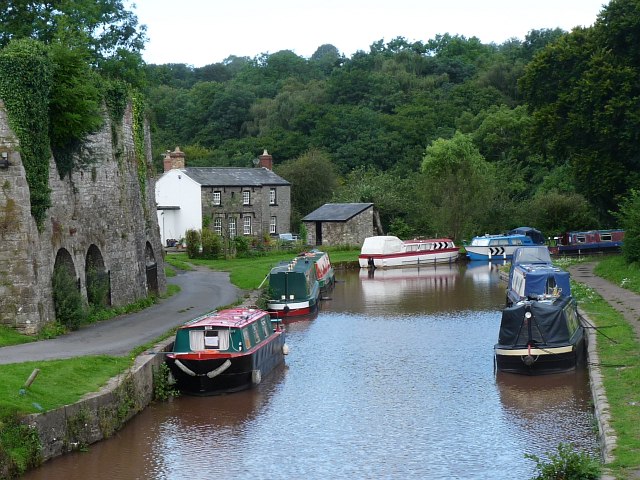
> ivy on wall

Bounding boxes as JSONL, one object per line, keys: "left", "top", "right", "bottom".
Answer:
{"left": 0, "top": 39, "right": 52, "bottom": 227}
{"left": 131, "top": 92, "right": 148, "bottom": 218}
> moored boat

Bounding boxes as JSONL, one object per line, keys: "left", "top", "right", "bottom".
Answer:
{"left": 496, "top": 248, "right": 584, "bottom": 374}
{"left": 464, "top": 229, "right": 543, "bottom": 261}
{"left": 549, "top": 229, "right": 624, "bottom": 255}
{"left": 165, "top": 307, "right": 286, "bottom": 395}
{"left": 358, "top": 235, "right": 459, "bottom": 268}
{"left": 494, "top": 296, "right": 585, "bottom": 375}
{"left": 267, "top": 250, "right": 334, "bottom": 318}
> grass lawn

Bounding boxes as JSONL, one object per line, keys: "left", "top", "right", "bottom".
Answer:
{"left": 562, "top": 255, "right": 640, "bottom": 479}
{"left": 165, "top": 246, "right": 360, "bottom": 290}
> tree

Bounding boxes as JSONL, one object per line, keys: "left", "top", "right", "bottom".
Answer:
{"left": 615, "top": 189, "right": 640, "bottom": 264}
{"left": 419, "top": 132, "right": 495, "bottom": 240}
{"left": 274, "top": 149, "right": 337, "bottom": 230}
{"left": 0, "top": 0, "right": 147, "bottom": 63}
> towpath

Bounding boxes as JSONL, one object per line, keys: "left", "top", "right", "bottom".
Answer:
{"left": 0, "top": 266, "right": 241, "bottom": 365}
{"left": 568, "top": 262, "right": 640, "bottom": 340}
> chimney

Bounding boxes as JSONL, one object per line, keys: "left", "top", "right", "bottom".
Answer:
{"left": 163, "top": 146, "right": 186, "bottom": 172}
{"left": 258, "top": 149, "right": 273, "bottom": 170}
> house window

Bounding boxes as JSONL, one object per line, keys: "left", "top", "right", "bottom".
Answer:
{"left": 243, "top": 191, "right": 250, "bottom": 205}
{"left": 243, "top": 216, "right": 252, "bottom": 235}
{"left": 212, "top": 191, "right": 221, "bottom": 205}
{"left": 269, "top": 188, "right": 276, "bottom": 205}
{"left": 270, "top": 216, "right": 277, "bottom": 234}
{"left": 213, "top": 217, "right": 222, "bottom": 235}
{"left": 229, "top": 217, "right": 237, "bottom": 237}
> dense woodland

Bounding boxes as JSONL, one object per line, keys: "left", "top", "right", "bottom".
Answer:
{"left": 1, "top": 0, "right": 639, "bottom": 260}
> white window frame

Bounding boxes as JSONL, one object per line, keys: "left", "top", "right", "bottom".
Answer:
{"left": 270, "top": 216, "right": 277, "bottom": 234}
{"left": 269, "top": 188, "right": 276, "bottom": 205}
{"left": 243, "top": 190, "right": 250, "bottom": 205}
{"left": 243, "top": 216, "right": 252, "bottom": 235}
{"left": 212, "top": 191, "right": 221, "bottom": 206}
{"left": 229, "top": 217, "right": 237, "bottom": 238}
{"left": 213, "top": 217, "right": 222, "bottom": 235}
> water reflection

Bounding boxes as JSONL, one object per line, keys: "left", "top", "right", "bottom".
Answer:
{"left": 495, "top": 369, "right": 598, "bottom": 453}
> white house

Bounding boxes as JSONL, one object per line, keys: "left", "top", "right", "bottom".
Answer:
{"left": 155, "top": 148, "right": 291, "bottom": 246}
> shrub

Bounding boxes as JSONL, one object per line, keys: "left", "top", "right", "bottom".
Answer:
{"left": 526, "top": 443, "right": 601, "bottom": 480}
{"left": 615, "top": 189, "right": 640, "bottom": 264}
{"left": 52, "top": 267, "right": 85, "bottom": 330}
{"left": 201, "top": 228, "right": 222, "bottom": 259}
{"left": 185, "top": 229, "right": 200, "bottom": 258}
{"left": 234, "top": 235, "right": 251, "bottom": 258}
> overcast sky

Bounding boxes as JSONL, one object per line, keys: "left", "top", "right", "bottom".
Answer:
{"left": 132, "top": 0, "right": 608, "bottom": 67}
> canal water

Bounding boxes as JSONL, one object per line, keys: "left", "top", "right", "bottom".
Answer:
{"left": 23, "top": 262, "right": 598, "bottom": 480}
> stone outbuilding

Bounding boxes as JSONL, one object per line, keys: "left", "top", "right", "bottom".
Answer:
{"left": 302, "top": 203, "right": 374, "bottom": 247}
{"left": 155, "top": 148, "right": 291, "bottom": 244}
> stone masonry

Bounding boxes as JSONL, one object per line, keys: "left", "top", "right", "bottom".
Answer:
{"left": 0, "top": 99, "right": 166, "bottom": 334}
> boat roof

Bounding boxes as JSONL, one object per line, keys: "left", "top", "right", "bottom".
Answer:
{"left": 512, "top": 246, "right": 552, "bottom": 266}
{"left": 270, "top": 252, "right": 320, "bottom": 275}
{"left": 404, "top": 238, "right": 454, "bottom": 244}
{"left": 181, "top": 308, "right": 268, "bottom": 329}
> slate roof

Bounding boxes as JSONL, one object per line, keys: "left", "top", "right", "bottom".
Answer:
{"left": 181, "top": 167, "right": 290, "bottom": 187}
{"left": 302, "top": 203, "right": 373, "bottom": 222}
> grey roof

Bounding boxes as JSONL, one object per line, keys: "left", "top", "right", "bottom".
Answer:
{"left": 182, "top": 167, "right": 290, "bottom": 187}
{"left": 302, "top": 203, "right": 373, "bottom": 222}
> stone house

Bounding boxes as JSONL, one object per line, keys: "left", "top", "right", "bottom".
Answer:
{"left": 155, "top": 148, "right": 291, "bottom": 244}
{"left": 302, "top": 203, "right": 374, "bottom": 247}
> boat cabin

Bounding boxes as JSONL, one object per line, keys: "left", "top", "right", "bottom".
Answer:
{"left": 506, "top": 246, "right": 570, "bottom": 306}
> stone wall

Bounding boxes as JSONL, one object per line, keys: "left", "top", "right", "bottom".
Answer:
{"left": 0, "top": 99, "right": 166, "bottom": 334}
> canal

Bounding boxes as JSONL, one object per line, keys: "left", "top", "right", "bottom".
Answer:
{"left": 23, "top": 262, "right": 599, "bottom": 479}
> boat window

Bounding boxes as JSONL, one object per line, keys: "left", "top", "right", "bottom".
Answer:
{"left": 601, "top": 233, "right": 612, "bottom": 241}
{"left": 189, "top": 329, "right": 230, "bottom": 350}
{"left": 473, "top": 238, "right": 490, "bottom": 246}
{"left": 251, "top": 323, "right": 262, "bottom": 342}
{"left": 512, "top": 239, "right": 523, "bottom": 245}
{"left": 242, "top": 328, "right": 252, "bottom": 349}
{"left": 576, "top": 235, "right": 586, "bottom": 243}
{"left": 204, "top": 330, "right": 230, "bottom": 350}
{"left": 261, "top": 317, "right": 271, "bottom": 336}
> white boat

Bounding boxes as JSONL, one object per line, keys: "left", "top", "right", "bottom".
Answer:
{"left": 358, "top": 236, "right": 459, "bottom": 268}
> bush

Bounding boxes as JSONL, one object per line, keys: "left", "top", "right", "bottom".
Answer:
{"left": 526, "top": 443, "right": 601, "bottom": 480}
{"left": 615, "top": 189, "right": 640, "bottom": 264}
{"left": 52, "top": 267, "right": 85, "bottom": 330}
{"left": 201, "top": 228, "right": 222, "bottom": 259}
{"left": 234, "top": 235, "right": 251, "bottom": 258}
{"left": 185, "top": 229, "right": 201, "bottom": 258}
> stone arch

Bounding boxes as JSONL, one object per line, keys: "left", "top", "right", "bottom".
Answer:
{"left": 85, "top": 244, "right": 111, "bottom": 307}
{"left": 145, "top": 241, "right": 158, "bottom": 296}
{"left": 53, "top": 248, "right": 77, "bottom": 281}
{"left": 52, "top": 248, "right": 83, "bottom": 329}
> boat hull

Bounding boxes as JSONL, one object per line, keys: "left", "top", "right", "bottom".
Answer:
{"left": 465, "top": 245, "right": 523, "bottom": 261}
{"left": 494, "top": 336, "right": 586, "bottom": 375}
{"left": 166, "top": 333, "right": 286, "bottom": 395}
{"left": 358, "top": 249, "right": 459, "bottom": 268}
{"left": 267, "top": 298, "right": 318, "bottom": 318}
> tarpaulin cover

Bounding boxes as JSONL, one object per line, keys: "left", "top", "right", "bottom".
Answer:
{"left": 522, "top": 269, "right": 571, "bottom": 298}
{"left": 508, "top": 227, "right": 545, "bottom": 245}
{"left": 498, "top": 296, "right": 573, "bottom": 346}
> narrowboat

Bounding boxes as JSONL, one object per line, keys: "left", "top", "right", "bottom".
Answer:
{"left": 505, "top": 246, "right": 571, "bottom": 307}
{"left": 494, "top": 296, "right": 585, "bottom": 375}
{"left": 549, "top": 229, "right": 624, "bottom": 255}
{"left": 464, "top": 230, "right": 542, "bottom": 261}
{"left": 165, "top": 308, "right": 287, "bottom": 395}
{"left": 266, "top": 250, "right": 334, "bottom": 318}
{"left": 358, "top": 236, "right": 459, "bottom": 268}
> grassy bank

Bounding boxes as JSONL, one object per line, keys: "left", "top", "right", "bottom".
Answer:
{"left": 164, "top": 246, "right": 360, "bottom": 290}
{"left": 563, "top": 255, "right": 640, "bottom": 479}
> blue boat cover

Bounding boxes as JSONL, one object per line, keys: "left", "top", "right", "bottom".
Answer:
{"left": 508, "top": 227, "right": 545, "bottom": 245}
